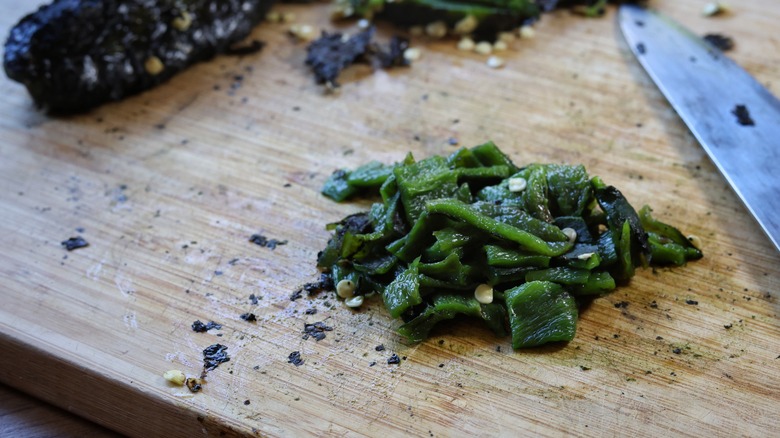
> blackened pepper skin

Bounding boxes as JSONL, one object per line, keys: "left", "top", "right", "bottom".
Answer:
{"left": 3, "top": 0, "right": 275, "bottom": 113}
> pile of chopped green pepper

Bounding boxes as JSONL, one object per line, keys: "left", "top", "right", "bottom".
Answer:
{"left": 318, "top": 142, "right": 701, "bottom": 349}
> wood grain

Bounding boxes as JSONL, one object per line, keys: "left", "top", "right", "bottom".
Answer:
{"left": 0, "top": 384, "right": 120, "bottom": 438}
{"left": 0, "top": 1, "right": 778, "bottom": 437}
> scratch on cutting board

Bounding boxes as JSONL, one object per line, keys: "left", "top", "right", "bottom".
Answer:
{"left": 485, "top": 396, "right": 507, "bottom": 435}
{"left": 114, "top": 270, "right": 135, "bottom": 298}
{"left": 86, "top": 259, "right": 105, "bottom": 280}
{"left": 123, "top": 310, "right": 138, "bottom": 330}
{"left": 165, "top": 351, "right": 197, "bottom": 369}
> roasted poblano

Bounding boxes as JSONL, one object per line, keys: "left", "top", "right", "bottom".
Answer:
{"left": 4, "top": 0, "right": 275, "bottom": 113}
{"left": 319, "top": 142, "right": 701, "bottom": 349}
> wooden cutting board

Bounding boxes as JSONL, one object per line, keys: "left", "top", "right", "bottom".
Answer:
{"left": 1, "top": 1, "right": 778, "bottom": 436}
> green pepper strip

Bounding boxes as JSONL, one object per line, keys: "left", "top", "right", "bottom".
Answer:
{"left": 646, "top": 233, "right": 699, "bottom": 266}
{"left": 546, "top": 164, "right": 592, "bottom": 217}
{"left": 522, "top": 165, "right": 554, "bottom": 223}
{"left": 418, "top": 274, "right": 477, "bottom": 290}
{"left": 473, "top": 202, "right": 568, "bottom": 242}
{"left": 639, "top": 206, "right": 702, "bottom": 263}
{"left": 447, "top": 147, "right": 483, "bottom": 168}
{"left": 424, "top": 227, "right": 472, "bottom": 261}
{"left": 568, "top": 271, "right": 616, "bottom": 296}
{"left": 455, "top": 165, "right": 511, "bottom": 182}
{"left": 382, "top": 258, "right": 422, "bottom": 318}
{"left": 346, "top": 160, "right": 394, "bottom": 188}
{"left": 425, "top": 199, "right": 573, "bottom": 256}
{"left": 388, "top": 212, "right": 446, "bottom": 262}
{"left": 418, "top": 251, "right": 470, "bottom": 283}
{"left": 470, "top": 141, "right": 520, "bottom": 172}
{"left": 353, "top": 253, "right": 397, "bottom": 275}
{"left": 397, "top": 294, "right": 508, "bottom": 343}
{"left": 525, "top": 267, "right": 590, "bottom": 285}
{"left": 484, "top": 244, "right": 550, "bottom": 268}
{"left": 322, "top": 169, "right": 359, "bottom": 202}
{"left": 616, "top": 219, "right": 636, "bottom": 280}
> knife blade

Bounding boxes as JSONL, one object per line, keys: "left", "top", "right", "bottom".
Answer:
{"left": 618, "top": 5, "right": 780, "bottom": 252}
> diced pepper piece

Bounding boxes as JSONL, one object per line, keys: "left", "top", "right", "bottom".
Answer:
{"left": 394, "top": 155, "right": 459, "bottom": 223}
{"left": 382, "top": 258, "right": 422, "bottom": 318}
{"left": 347, "top": 160, "right": 395, "bottom": 188}
{"left": 470, "top": 141, "right": 519, "bottom": 172}
{"left": 472, "top": 202, "right": 568, "bottom": 242}
{"left": 397, "top": 294, "right": 508, "bottom": 343}
{"left": 484, "top": 244, "right": 550, "bottom": 268}
{"left": 525, "top": 267, "right": 590, "bottom": 285}
{"left": 639, "top": 206, "right": 703, "bottom": 264}
{"left": 646, "top": 233, "right": 702, "bottom": 266}
{"left": 594, "top": 184, "right": 650, "bottom": 257}
{"left": 546, "top": 164, "right": 592, "bottom": 217}
{"left": 505, "top": 281, "right": 578, "bottom": 348}
{"left": 424, "top": 227, "right": 473, "bottom": 261}
{"left": 425, "top": 198, "right": 573, "bottom": 256}
{"left": 322, "top": 169, "right": 359, "bottom": 202}
{"left": 447, "top": 147, "right": 483, "bottom": 169}
{"left": 522, "top": 165, "right": 554, "bottom": 223}
{"left": 569, "top": 271, "right": 616, "bottom": 296}
{"left": 455, "top": 165, "right": 512, "bottom": 182}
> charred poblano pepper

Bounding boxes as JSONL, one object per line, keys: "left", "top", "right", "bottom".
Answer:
{"left": 318, "top": 142, "right": 701, "bottom": 349}
{"left": 3, "top": 0, "right": 276, "bottom": 113}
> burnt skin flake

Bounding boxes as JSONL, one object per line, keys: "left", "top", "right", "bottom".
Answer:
{"left": 732, "top": 104, "right": 755, "bottom": 126}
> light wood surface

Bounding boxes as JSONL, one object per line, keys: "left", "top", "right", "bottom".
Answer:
{"left": 1, "top": 1, "right": 778, "bottom": 436}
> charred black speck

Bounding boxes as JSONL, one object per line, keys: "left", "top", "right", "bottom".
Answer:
{"left": 703, "top": 33, "right": 734, "bottom": 52}
{"left": 732, "top": 104, "right": 755, "bottom": 126}
{"left": 387, "top": 353, "right": 401, "bottom": 365}
{"left": 288, "top": 351, "right": 304, "bottom": 366}
{"left": 292, "top": 273, "right": 334, "bottom": 301}
{"left": 240, "top": 312, "right": 257, "bottom": 322}
{"left": 192, "top": 320, "right": 222, "bottom": 333}
{"left": 303, "top": 321, "right": 333, "bottom": 341}
{"left": 203, "top": 344, "right": 230, "bottom": 371}
{"left": 249, "top": 233, "right": 288, "bottom": 249}
{"left": 61, "top": 236, "right": 89, "bottom": 251}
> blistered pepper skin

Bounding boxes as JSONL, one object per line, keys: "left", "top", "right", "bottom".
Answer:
{"left": 4, "top": 0, "right": 275, "bottom": 113}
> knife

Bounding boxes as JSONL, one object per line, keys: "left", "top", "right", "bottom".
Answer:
{"left": 618, "top": 5, "right": 780, "bottom": 252}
